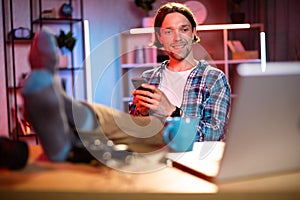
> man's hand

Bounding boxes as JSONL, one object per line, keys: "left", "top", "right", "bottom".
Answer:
{"left": 132, "top": 84, "right": 175, "bottom": 117}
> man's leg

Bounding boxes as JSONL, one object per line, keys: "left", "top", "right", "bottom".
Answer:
{"left": 23, "top": 70, "right": 165, "bottom": 161}
{"left": 23, "top": 29, "right": 166, "bottom": 166}
{"left": 23, "top": 29, "right": 101, "bottom": 163}
{"left": 91, "top": 104, "right": 165, "bottom": 152}
{"left": 22, "top": 71, "right": 73, "bottom": 162}
{"left": 22, "top": 71, "right": 118, "bottom": 163}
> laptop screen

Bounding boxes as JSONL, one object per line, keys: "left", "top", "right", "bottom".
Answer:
{"left": 217, "top": 62, "right": 300, "bottom": 181}
{"left": 166, "top": 62, "right": 300, "bottom": 182}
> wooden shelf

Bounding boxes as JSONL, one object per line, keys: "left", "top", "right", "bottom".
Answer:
{"left": 58, "top": 66, "right": 84, "bottom": 71}
{"left": 32, "top": 18, "right": 83, "bottom": 24}
{"left": 6, "top": 38, "right": 32, "bottom": 44}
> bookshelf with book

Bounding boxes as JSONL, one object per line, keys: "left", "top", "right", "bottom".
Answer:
{"left": 119, "top": 23, "right": 265, "bottom": 111}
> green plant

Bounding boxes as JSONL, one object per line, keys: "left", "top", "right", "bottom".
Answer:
{"left": 134, "top": 0, "right": 155, "bottom": 17}
{"left": 56, "top": 30, "right": 76, "bottom": 54}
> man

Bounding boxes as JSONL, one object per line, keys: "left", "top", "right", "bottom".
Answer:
{"left": 130, "top": 2, "right": 231, "bottom": 142}
{"left": 22, "top": 2, "right": 230, "bottom": 165}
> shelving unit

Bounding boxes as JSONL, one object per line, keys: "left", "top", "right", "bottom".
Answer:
{"left": 3, "top": 0, "right": 33, "bottom": 141}
{"left": 30, "top": 0, "right": 86, "bottom": 98}
{"left": 3, "top": 0, "right": 86, "bottom": 141}
{"left": 120, "top": 23, "right": 265, "bottom": 111}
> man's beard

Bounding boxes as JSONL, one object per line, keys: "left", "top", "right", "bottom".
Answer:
{"left": 168, "top": 46, "right": 192, "bottom": 61}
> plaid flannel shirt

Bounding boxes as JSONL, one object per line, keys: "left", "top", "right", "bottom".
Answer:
{"left": 129, "top": 60, "right": 231, "bottom": 141}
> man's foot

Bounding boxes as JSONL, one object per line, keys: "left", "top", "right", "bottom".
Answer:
{"left": 28, "top": 29, "right": 58, "bottom": 73}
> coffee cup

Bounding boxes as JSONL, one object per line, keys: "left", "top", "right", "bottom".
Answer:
{"left": 163, "top": 117, "right": 198, "bottom": 152}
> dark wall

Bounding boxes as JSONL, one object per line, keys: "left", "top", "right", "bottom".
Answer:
{"left": 229, "top": 0, "right": 300, "bottom": 61}
{"left": 264, "top": 0, "right": 300, "bottom": 61}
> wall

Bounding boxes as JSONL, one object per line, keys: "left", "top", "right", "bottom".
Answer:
{"left": 84, "top": 0, "right": 226, "bottom": 110}
{"left": 4, "top": 0, "right": 277, "bottom": 137}
{"left": 0, "top": 0, "right": 8, "bottom": 136}
{"left": 265, "top": 0, "right": 300, "bottom": 61}
{"left": 0, "top": 0, "right": 229, "bottom": 137}
{"left": 1, "top": 0, "right": 299, "bottom": 138}
{"left": 83, "top": 0, "right": 144, "bottom": 109}
{"left": 231, "top": 0, "right": 300, "bottom": 61}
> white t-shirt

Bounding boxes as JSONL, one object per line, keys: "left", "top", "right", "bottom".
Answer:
{"left": 159, "top": 66, "right": 196, "bottom": 107}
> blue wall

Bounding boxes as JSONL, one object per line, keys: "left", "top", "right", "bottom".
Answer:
{"left": 84, "top": 0, "right": 144, "bottom": 110}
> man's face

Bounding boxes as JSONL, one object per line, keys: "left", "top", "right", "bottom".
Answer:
{"left": 157, "top": 12, "right": 195, "bottom": 61}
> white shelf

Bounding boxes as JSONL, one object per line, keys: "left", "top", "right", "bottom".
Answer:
{"left": 209, "top": 59, "right": 261, "bottom": 65}
{"left": 121, "top": 59, "right": 261, "bottom": 69}
{"left": 120, "top": 23, "right": 264, "bottom": 111}
{"left": 121, "top": 63, "right": 161, "bottom": 69}
{"left": 227, "top": 59, "right": 261, "bottom": 64}
{"left": 129, "top": 23, "right": 264, "bottom": 34}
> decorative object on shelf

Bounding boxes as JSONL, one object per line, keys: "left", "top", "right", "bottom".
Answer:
{"left": 184, "top": 1, "right": 207, "bottom": 24}
{"left": 144, "top": 46, "right": 157, "bottom": 63}
{"left": 134, "top": 45, "right": 145, "bottom": 64}
{"left": 227, "top": 40, "right": 258, "bottom": 60}
{"left": 56, "top": 30, "right": 76, "bottom": 68}
{"left": 230, "top": 0, "right": 245, "bottom": 24}
{"left": 8, "top": 27, "right": 31, "bottom": 40}
{"left": 133, "top": 45, "right": 157, "bottom": 64}
{"left": 59, "top": 3, "right": 73, "bottom": 18}
{"left": 58, "top": 55, "right": 69, "bottom": 68}
{"left": 134, "top": 0, "right": 155, "bottom": 16}
{"left": 56, "top": 29, "right": 76, "bottom": 53}
{"left": 142, "top": 17, "right": 154, "bottom": 28}
{"left": 42, "top": 8, "right": 56, "bottom": 18}
{"left": 134, "top": 0, "right": 156, "bottom": 27}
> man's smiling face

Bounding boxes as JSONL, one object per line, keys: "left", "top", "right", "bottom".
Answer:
{"left": 157, "top": 12, "right": 196, "bottom": 61}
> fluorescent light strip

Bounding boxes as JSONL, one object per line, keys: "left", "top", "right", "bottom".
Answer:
{"left": 260, "top": 32, "right": 267, "bottom": 72}
{"left": 130, "top": 27, "right": 154, "bottom": 34}
{"left": 196, "top": 23, "right": 251, "bottom": 31}
{"left": 129, "top": 24, "right": 251, "bottom": 34}
{"left": 84, "top": 20, "right": 92, "bottom": 103}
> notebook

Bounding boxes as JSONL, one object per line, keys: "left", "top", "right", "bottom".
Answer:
{"left": 166, "top": 62, "right": 300, "bottom": 182}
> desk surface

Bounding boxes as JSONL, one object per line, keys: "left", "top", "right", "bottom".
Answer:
{"left": 0, "top": 145, "right": 299, "bottom": 200}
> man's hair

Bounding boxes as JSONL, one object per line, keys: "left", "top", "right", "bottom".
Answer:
{"left": 153, "top": 2, "right": 200, "bottom": 48}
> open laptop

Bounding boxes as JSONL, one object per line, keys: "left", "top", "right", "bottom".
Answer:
{"left": 166, "top": 62, "right": 300, "bottom": 182}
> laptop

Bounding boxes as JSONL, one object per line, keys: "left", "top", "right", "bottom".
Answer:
{"left": 166, "top": 62, "right": 300, "bottom": 182}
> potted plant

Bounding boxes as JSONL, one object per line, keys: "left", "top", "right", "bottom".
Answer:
{"left": 56, "top": 29, "right": 76, "bottom": 54}
{"left": 56, "top": 30, "right": 76, "bottom": 68}
{"left": 134, "top": 0, "right": 156, "bottom": 27}
{"left": 230, "top": 0, "right": 245, "bottom": 24}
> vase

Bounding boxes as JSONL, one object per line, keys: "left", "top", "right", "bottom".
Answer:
{"left": 142, "top": 17, "right": 154, "bottom": 28}
{"left": 58, "top": 55, "right": 68, "bottom": 68}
